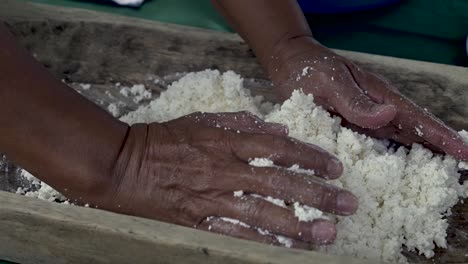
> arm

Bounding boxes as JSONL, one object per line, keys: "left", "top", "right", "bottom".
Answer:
{"left": 212, "top": 0, "right": 468, "bottom": 160}
{"left": 0, "top": 23, "right": 128, "bottom": 200}
{"left": 0, "top": 22, "right": 357, "bottom": 246}
{"left": 211, "top": 0, "right": 311, "bottom": 73}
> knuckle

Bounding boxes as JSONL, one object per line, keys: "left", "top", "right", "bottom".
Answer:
{"left": 348, "top": 93, "right": 372, "bottom": 111}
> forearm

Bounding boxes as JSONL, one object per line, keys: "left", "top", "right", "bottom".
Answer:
{"left": 212, "top": 0, "right": 313, "bottom": 73}
{"left": 0, "top": 24, "right": 128, "bottom": 198}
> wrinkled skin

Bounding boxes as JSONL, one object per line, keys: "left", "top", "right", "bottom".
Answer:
{"left": 268, "top": 37, "right": 468, "bottom": 160}
{"left": 90, "top": 112, "right": 358, "bottom": 248}
{"left": 0, "top": 21, "right": 359, "bottom": 250}
{"left": 3, "top": 0, "right": 467, "bottom": 251}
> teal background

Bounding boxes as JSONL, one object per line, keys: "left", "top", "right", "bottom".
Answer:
{"left": 24, "top": 0, "right": 468, "bottom": 66}
{"left": 0, "top": 0, "right": 467, "bottom": 263}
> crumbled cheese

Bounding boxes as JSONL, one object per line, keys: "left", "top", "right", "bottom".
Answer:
{"left": 257, "top": 228, "right": 271, "bottom": 236}
{"left": 249, "top": 158, "right": 275, "bottom": 167}
{"left": 107, "top": 103, "right": 120, "bottom": 117}
{"left": 248, "top": 158, "right": 327, "bottom": 221}
{"left": 20, "top": 170, "right": 67, "bottom": 202}
{"left": 288, "top": 164, "right": 315, "bottom": 176}
{"left": 460, "top": 162, "right": 468, "bottom": 170}
{"left": 250, "top": 194, "right": 288, "bottom": 208}
{"left": 301, "top": 66, "right": 311, "bottom": 76}
{"left": 18, "top": 70, "right": 467, "bottom": 263}
{"left": 276, "top": 235, "right": 293, "bottom": 248}
{"left": 119, "top": 84, "right": 152, "bottom": 103}
{"left": 219, "top": 217, "right": 250, "bottom": 228}
{"left": 105, "top": 90, "right": 114, "bottom": 99}
{"left": 16, "top": 187, "right": 25, "bottom": 194}
{"left": 130, "top": 84, "right": 152, "bottom": 103}
{"left": 121, "top": 70, "right": 268, "bottom": 124}
{"left": 233, "top": 190, "right": 244, "bottom": 197}
{"left": 460, "top": 130, "right": 468, "bottom": 142}
{"left": 248, "top": 158, "right": 315, "bottom": 176}
{"left": 266, "top": 90, "right": 466, "bottom": 263}
{"left": 120, "top": 87, "right": 130, "bottom": 97}
{"left": 79, "top": 83, "right": 91, "bottom": 90}
{"left": 294, "top": 202, "right": 328, "bottom": 222}
{"left": 235, "top": 159, "right": 326, "bottom": 223}
{"left": 415, "top": 127, "right": 424, "bottom": 137}
{"left": 21, "top": 170, "right": 40, "bottom": 185}
{"left": 120, "top": 70, "right": 466, "bottom": 263}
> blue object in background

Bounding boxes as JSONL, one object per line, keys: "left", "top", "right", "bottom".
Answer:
{"left": 298, "top": 0, "right": 402, "bottom": 13}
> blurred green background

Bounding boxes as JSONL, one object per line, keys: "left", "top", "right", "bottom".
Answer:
{"left": 24, "top": 0, "right": 468, "bottom": 66}
{"left": 0, "top": 0, "right": 467, "bottom": 263}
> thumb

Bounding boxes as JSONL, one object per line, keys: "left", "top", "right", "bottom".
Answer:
{"left": 331, "top": 85, "right": 396, "bottom": 129}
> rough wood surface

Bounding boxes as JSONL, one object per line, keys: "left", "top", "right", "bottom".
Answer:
{"left": 0, "top": 191, "right": 380, "bottom": 264}
{"left": 1, "top": 0, "right": 467, "bottom": 131}
{"left": 0, "top": 1, "right": 467, "bottom": 264}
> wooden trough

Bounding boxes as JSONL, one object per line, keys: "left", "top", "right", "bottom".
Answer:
{"left": 0, "top": 1, "right": 467, "bottom": 263}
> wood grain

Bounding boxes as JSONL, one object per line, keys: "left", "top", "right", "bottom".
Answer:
{"left": 0, "top": 191, "right": 379, "bottom": 264}
{"left": 0, "top": 1, "right": 467, "bottom": 263}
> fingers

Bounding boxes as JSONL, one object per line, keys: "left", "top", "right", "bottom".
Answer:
{"left": 219, "top": 195, "right": 336, "bottom": 245}
{"left": 341, "top": 120, "right": 420, "bottom": 146}
{"left": 400, "top": 109, "right": 468, "bottom": 160}
{"left": 217, "top": 138, "right": 358, "bottom": 216}
{"left": 185, "top": 111, "right": 288, "bottom": 136}
{"left": 350, "top": 66, "right": 468, "bottom": 160}
{"left": 197, "top": 217, "right": 310, "bottom": 249}
{"left": 240, "top": 165, "right": 358, "bottom": 216}
{"left": 327, "top": 68, "right": 396, "bottom": 129}
{"left": 371, "top": 76, "right": 468, "bottom": 160}
{"left": 335, "top": 89, "right": 397, "bottom": 129}
{"left": 342, "top": 119, "right": 446, "bottom": 154}
{"left": 230, "top": 133, "right": 343, "bottom": 179}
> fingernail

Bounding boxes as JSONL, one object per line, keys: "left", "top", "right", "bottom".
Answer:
{"left": 337, "top": 191, "right": 358, "bottom": 215}
{"left": 311, "top": 220, "right": 336, "bottom": 245}
{"left": 326, "top": 158, "right": 343, "bottom": 179}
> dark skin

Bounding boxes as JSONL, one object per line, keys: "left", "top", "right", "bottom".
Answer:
{"left": 0, "top": 22, "right": 353, "bottom": 247}
{"left": 213, "top": 0, "right": 468, "bottom": 159}
{"left": 0, "top": 0, "right": 467, "bottom": 249}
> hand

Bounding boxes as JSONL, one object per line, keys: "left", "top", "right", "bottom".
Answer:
{"left": 268, "top": 36, "right": 468, "bottom": 160}
{"left": 86, "top": 112, "right": 358, "bottom": 248}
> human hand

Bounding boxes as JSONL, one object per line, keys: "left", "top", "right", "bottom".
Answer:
{"left": 268, "top": 36, "right": 468, "bottom": 160}
{"left": 89, "top": 111, "right": 358, "bottom": 248}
